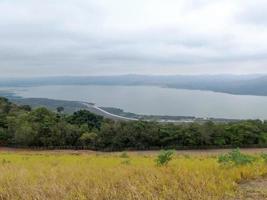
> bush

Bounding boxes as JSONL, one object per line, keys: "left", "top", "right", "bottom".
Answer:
{"left": 120, "top": 152, "right": 129, "bottom": 158}
{"left": 218, "top": 148, "right": 256, "bottom": 166}
{"left": 261, "top": 153, "right": 267, "bottom": 163}
{"left": 155, "top": 150, "right": 175, "bottom": 166}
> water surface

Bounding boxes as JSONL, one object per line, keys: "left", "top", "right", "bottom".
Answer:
{"left": 3, "top": 85, "right": 267, "bottom": 119}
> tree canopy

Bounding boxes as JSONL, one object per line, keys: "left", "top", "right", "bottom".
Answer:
{"left": 0, "top": 97, "right": 267, "bottom": 150}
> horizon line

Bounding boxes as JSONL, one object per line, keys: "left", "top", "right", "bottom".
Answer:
{"left": 0, "top": 73, "right": 266, "bottom": 79}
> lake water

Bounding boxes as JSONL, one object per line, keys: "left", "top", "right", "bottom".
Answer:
{"left": 3, "top": 85, "right": 267, "bottom": 119}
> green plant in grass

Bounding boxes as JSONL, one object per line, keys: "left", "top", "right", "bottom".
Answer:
{"left": 155, "top": 150, "right": 175, "bottom": 166}
{"left": 260, "top": 153, "right": 267, "bottom": 163}
{"left": 120, "top": 152, "right": 129, "bottom": 158}
{"left": 218, "top": 148, "right": 256, "bottom": 166}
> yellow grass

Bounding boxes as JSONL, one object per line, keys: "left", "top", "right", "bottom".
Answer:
{"left": 0, "top": 151, "right": 266, "bottom": 200}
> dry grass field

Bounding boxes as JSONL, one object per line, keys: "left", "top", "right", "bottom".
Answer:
{"left": 0, "top": 149, "right": 266, "bottom": 200}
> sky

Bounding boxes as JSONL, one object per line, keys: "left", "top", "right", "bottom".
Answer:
{"left": 1, "top": 0, "right": 267, "bottom": 77}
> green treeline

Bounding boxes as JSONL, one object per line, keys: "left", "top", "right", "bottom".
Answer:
{"left": 1, "top": 97, "right": 267, "bottom": 150}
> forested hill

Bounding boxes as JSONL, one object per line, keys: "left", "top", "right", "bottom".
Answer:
{"left": 0, "top": 97, "right": 267, "bottom": 150}
{"left": 1, "top": 74, "right": 267, "bottom": 96}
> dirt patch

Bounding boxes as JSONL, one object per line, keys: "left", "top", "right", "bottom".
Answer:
{"left": 233, "top": 177, "right": 267, "bottom": 200}
{"left": 0, "top": 147, "right": 267, "bottom": 156}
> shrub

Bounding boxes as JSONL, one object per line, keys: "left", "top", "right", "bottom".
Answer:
{"left": 218, "top": 148, "right": 256, "bottom": 166}
{"left": 260, "top": 153, "right": 267, "bottom": 163}
{"left": 155, "top": 150, "right": 175, "bottom": 166}
{"left": 120, "top": 152, "right": 129, "bottom": 158}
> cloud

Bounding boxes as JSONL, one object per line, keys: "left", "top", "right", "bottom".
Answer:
{"left": 0, "top": 0, "right": 267, "bottom": 76}
{"left": 236, "top": 0, "right": 267, "bottom": 26}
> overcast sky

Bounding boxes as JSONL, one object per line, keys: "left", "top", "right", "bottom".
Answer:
{"left": 1, "top": 0, "right": 267, "bottom": 77}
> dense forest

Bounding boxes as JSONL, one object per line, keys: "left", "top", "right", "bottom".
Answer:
{"left": 0, "top": 97, "right": 267, "bottom": 150}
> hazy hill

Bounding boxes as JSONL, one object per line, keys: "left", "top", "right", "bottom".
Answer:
{"left": 0, "top": 74, "right": 267, "bottom": 96}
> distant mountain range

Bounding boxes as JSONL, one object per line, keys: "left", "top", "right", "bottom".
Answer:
{"left": 1, "top": 74, "right": 267, "bottom": 96}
